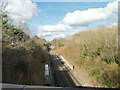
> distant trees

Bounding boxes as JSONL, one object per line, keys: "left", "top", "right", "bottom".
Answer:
{"left": 51, "top": 38, "right": 65, "bottom": 48}
{"left": 58, "top": 41, "right": 64, "bottom": 47}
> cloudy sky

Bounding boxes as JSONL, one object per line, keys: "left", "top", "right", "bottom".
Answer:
{"left": 3, "top": 0, "right": 119, "bottom": 41}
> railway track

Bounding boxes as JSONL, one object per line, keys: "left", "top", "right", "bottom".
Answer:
{"left": 56, "top": 55, "right": 82, "bottom": 86}
{"left": 56, "top": 55, "right": 76, "bottom": 87}
{"left": 50, "top": 50, "right": 81, "bottom": 87}
{"left": 51, "top": 55, "right": 68, "bottom": 87}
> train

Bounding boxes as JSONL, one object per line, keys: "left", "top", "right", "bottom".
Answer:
{"left": 45, "top": 64, "right": 50, "bottom": 86}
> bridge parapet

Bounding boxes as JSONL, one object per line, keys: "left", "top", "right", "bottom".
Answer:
{"left": 2, "top": 83, "right": 83, "bottom": 90}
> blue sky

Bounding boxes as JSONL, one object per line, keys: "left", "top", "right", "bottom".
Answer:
{"left": 28, "top": 2, "right": 108, "bottom": 32}
{"left": 5, "top": 0, "right": 118, "bottom": 41}
{"left": 26, "top": 1, "right": 117, "bottom": 41}
{"left": 28, "top": 2, "right": 108, "bottom": 28}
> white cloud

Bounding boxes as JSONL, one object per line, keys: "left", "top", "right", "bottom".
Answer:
{"left": 37, "top": 24, "right": 71, "bottom": 39}
{"left": 37, "top": 23, "right": 86, "bottom": 41}
{"left": 38, "top": 23, "right": 73, "bottom": 32}
{"left": 62, "top": 0, "right": 118, "bottom": 26}
{"left": 107, "top": 0, "right": 118, "bottom": 12}
{"left": 37, "top": 30, "right": 66, "bottom": 41}
{"left": 5, "top": 0, "right": 39, "bottom": 24}
{"left": 38, "top": 32, "right": 53, "bottom": 37}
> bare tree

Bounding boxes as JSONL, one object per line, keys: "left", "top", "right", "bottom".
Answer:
{"left": 0, "top": 2, "right": 8, "bottom": 15}
{"left": 0, "top": 2, "right": 8, "bottom": 30}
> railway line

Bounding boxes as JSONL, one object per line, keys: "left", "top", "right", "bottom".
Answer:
{"left": 49, "top": 49, "right": 81, "bottom": 87}
{"left": 50, "top": 55, "right": 68, "bottom": 87}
